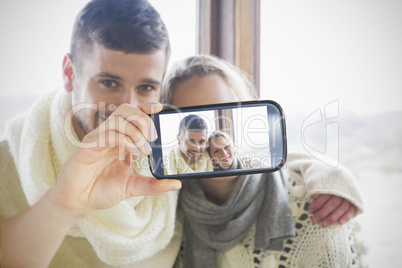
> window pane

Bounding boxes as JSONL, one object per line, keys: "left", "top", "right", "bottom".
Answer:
{"left": 260, "top": 0, "right": 401, "bottom": 116}
{"left": 149, "top": 0, "right": 196, "bottom": 68}
{"left": 260, "top": 2, "right": 402, "bottom": 268}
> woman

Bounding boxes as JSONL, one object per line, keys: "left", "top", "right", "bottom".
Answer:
{"left": 161, "top": 55, "right": 366, "bottom": 267}
{"left": 207, "top": 130, "right": 245, "bottom": 171}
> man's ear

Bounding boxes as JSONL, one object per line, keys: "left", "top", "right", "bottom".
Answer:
{"left": 62, "top": 54, "right": 75, "bottom": 93}
{"left": 177, "top": 134, "right": 181, "bottom": 144}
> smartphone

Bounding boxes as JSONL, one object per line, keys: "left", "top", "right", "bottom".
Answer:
{"left": 148, "top": 100, "right": 287, "bottom": 180}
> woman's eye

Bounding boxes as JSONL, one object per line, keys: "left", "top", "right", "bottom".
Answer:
{"left": 224, "top": 146, "right": 230, "bottom": 149}
{"left": 101, "top": 80, "right": 118, "bottom": 88}
{"left": 137, "top": 85, "right": 155, "bottom": 92}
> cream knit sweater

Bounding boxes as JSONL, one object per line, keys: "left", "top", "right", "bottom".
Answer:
{"left": 165, "top": 144, "right": 214, "bottom": 175}
{"left": 217, "top": 168, "right": 367, "bottom": 268}
{"left": 174, "top": 152, "right": 367, "bottom": 268}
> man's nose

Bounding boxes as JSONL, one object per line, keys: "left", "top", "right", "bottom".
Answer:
{"left": 121, "top": 90, "right": 139, "bottom": 106}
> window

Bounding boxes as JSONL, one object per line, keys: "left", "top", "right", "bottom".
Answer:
{"left": 260, "top": 0, "right": 400, "bottom": 116}
{"left": 149, "top": 0, "right": 197, "bottom": 67}
{"left": 260, "top": 2, "right": 402, "bottom": 268}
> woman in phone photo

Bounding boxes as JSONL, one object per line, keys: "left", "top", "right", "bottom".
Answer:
{"left": 207, "top": 130, "right": 246, "bottom": 171}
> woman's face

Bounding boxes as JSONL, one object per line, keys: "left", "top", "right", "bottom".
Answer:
{"left": 171, "top": 74, "right": 239, "bottom": 181}
{"left": 209, "top": 136, "right": 234, "bottom": 170}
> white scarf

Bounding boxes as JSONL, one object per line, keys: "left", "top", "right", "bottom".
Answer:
{"left": 5, "top": 90, "right": 178, "bottom": 266}
{"left": 165, "top": 144, "right": 214, "bottom": 175}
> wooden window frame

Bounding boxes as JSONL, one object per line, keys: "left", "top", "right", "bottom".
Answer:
{"left": 197, "top": 0, "right": 261, "bottom": 96}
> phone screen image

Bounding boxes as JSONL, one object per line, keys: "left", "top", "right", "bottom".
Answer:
{"left": 149, "top": 101, "right": 286, "bottom": 180}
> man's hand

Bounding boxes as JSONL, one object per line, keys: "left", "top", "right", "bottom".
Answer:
{"left": 308, "top": 194, "right": 356, "bottom": 227}
{"left": 2, "top": 102, "right": 182, "bottom": 268}
{"left": 53, "top": 102, "right": 182, "bottom": 217}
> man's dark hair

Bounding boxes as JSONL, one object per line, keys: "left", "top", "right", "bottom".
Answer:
{"left": 70, "top": 0, "right": 170, "bottom": 72}
{"left": 179, "top": 114, "right": 208, "bottom": 136}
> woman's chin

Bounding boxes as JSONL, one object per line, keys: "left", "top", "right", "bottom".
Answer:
{"left": 219, "top": 163, "right": 231, "bottom": 170}
{"left": 209, "top": 175, "right": 238, "bottom": 182}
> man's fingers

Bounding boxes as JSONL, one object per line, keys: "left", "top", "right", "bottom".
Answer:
{"left": 113, "top": 116, "right": 152, "bottom": 155}
{"left": 92, "top": 110, "right": 154, "bottom": 156}
{"left": 138, "top": 101, "right": 163, "bottom": 115}
{"left": 127, "top": 174, "right": 182, "bottom": 197}
{"left": 94, "top": 126, "right": 148, "bottom": 159}
{"left": 111, "top": 103, "right": 159, "bottom": 142}
{"left": 138, "top": 102, "right": 163, "bottom": 141}
{"left": 150, "top": 178, "right": 182, "bottom": 194}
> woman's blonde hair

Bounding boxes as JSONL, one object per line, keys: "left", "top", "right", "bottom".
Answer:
{"left": 206, "top": 130, "right": 236, "bottom": 155}
{"left": 161, "top": 54, "right": 258, "bottom": 104}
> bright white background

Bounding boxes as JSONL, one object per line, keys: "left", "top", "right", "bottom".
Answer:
{"left": 0, "top": 1, "right": 401, "bottom": 267}
{"left": 0, "top": 0, "right": 196, "bottom": 98}
{"left": 0, "top": 1, "right": 400, "bottom": 116}
{"left": 260, "top": 0, "right": 402, "bottom": 116}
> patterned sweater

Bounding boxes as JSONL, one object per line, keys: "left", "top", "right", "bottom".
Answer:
{"left": 174, "top": 154, "right": 367, "bottom": 268}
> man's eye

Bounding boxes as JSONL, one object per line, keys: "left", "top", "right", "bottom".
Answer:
{"left": 137, "top": 85, "right": 155, "bottom": 92}
{"left": 213, "top": 150, "right": 219, "bottom": 154}
{"left": 101, "top": 80, "right": 118, "bottom": 88}
{"left": 224, "top": 146, "right": 230, "bottom": 149}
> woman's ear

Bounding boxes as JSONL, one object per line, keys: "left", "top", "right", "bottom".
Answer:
{"left": 62, "top": 54, "right": 75, "bottom": 92}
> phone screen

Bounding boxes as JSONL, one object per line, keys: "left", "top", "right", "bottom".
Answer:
{"left": 148, "top": 100, "right": 286, "bottom": 180}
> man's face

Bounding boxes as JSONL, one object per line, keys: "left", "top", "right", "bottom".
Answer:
{"left": 65, "top": 43, "right": 166, "bottom": 140}
{"left": 178, "top": 130, "right": 207, "bottom": 164}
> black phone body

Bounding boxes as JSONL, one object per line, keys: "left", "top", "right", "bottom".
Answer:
{"left": 149, "top": 100, "right": 287, "bottom": 180}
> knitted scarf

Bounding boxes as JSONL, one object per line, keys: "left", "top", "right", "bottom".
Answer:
{"left": 179, "top": 172, "right": 296, "bottom": 268}
{"left": 5, "top": 90, "right": 178, "bottom": 266}
{"left": 165, "top": 144, "right": 214, "bottom": 175}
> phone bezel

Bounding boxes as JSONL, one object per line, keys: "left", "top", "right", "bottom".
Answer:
{"left": 148, "top": 100, "right": 287, "bottom": 180}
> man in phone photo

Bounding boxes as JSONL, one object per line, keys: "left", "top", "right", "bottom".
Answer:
{"left": 164, "top": 114, "right": 214, "bottom": 175}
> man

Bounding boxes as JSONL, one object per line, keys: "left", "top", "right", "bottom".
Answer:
{"left": 1, "top": 0, "right": 181, "bottom": 267}
{"left": 165, "top": 114, "right": 214, "bottom": 175}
